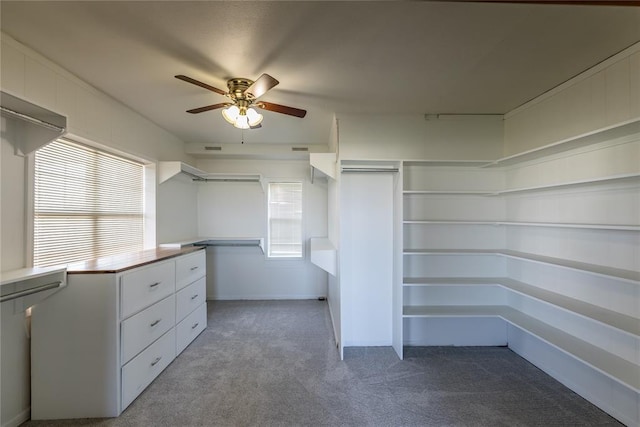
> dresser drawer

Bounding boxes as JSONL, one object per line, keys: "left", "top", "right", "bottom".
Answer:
{"left": 121, "top": 328, "right": 175, "bottom": 410}
{"left": 176, "top": 302, "right": 207, "bottom": 355}
{"left": 175, "top": 250, "right": 206, "bottom": 291}
{"left": 121, "top": 295, "right": 175, "bottom": 363}
{"left": 121, "top": 261, "right": 175, "bottom": 319}
{"left": 176, "top": 277, "right": 206, "bottom": 322}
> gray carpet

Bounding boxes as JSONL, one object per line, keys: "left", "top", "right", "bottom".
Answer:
{"left": 24, "top": 300, "right": 621, "bottom": 426}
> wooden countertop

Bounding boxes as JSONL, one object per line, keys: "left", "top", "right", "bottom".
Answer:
{"left": 66, "top": 246, "right": 204, "bottom": 274}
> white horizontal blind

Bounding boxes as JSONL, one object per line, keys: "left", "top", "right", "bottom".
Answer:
{"left": 33, "top": 139, "right": 144, "bottom": 267}
{"left": 267, "top": 182, "right": 303, "bottom": 258}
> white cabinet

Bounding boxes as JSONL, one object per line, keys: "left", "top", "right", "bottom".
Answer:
{"left": 31, "top": 247, "right": 207, "bottom": 419}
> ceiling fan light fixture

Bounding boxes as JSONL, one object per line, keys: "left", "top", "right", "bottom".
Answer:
{"left": 246, "top": 108, "right": 263, "bottom": 127}
{"left": 234, "top": 114, "right": 250, "bottom": 129}
{"left": 222, "top": 105, "right": 240, "bottom": 124}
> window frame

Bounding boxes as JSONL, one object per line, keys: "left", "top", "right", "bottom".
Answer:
{"left": 27, "top": 137, "right": 155, "bottom": 267}
{"left": 265, "top": 179, "right": 305, "bottom": 261}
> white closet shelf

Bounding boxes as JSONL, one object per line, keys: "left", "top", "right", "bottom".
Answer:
{"left": 310, "top": 153, "right": 336, "bottom": 182}
{"left": 310, "top": 237, "right": 337, "bottom": 276}
{"left": 403, "top": 190, "right": 495, "bottom": 195}
{"left": 1, "top": 266, "right": 67, "bottom": 309}
{"left": 404, "top": 220, "right": 500, "bottom": 225}
{"left": 482, "top": 117, "right": 640, "bottom": 168}
{"left": 158, "top": 161, "right": 207, "bottom": 184}
{"left": 402, "top": 249, "right": 640, "bottom": 283}
{"left": 158, "top": 161, "right": 263, "bottom": 186}
{"left": 160, "top": 237, "right": 264, "bottom": 253}
{"left": 403, "top": 277, "right": 640, "bottom": 337}
{"left": 403, "top": 305, "right": 640, "bottom": 392}
{"left": 495, "top": 172, "right": 640, "bottom": 195}
{"left": 403, "top": 160, "right": 493, "bottom": 167}
{"left": 402, "top": 220, "right": 640, "bottom": 231}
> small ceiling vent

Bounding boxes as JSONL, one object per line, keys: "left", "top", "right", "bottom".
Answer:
{"left": 291, "top": 147, "right": 309, "bottom": 152}
{"left": 204, "top": 146, "right": 222, "bottom": 151}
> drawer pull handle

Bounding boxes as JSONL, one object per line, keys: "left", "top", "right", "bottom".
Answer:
{"left": 191, "top": 322, "right": 199, "bottom": 330}
{"left": 150, "top": 319, "right": 161, "bottom": 327}
{"left": 151, "top": 356, "right": 162, "bottom": 367}
{"left": 190, "top": 266, "right": 199, "bottom": 271}
{"left": 149, "top": 282, "right": 161, "bottom": 288}
{"left": 191, "top": 294, "right": 199, "bottom": 300}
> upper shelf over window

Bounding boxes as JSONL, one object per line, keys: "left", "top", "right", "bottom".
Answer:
{"left": 158, "top": 161, "right": 263, "bottom": 188}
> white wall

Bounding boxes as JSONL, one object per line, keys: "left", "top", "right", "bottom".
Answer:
{"left": 504, "top": 43, "right": 640, "bottom": 156}
{"left": 157, "top": 173, "right": 199, "bottom": 244}
{"left": 195, "top": 159, "right": 328, "bottom": 300}
{"left": 0, "top": 33, "right": 190, "bottom": 427}
{"left": 337, "top": 113, "right": 504, "bottom": 160}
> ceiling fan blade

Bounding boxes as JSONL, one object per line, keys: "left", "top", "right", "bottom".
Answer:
{"left": 175, "top": 75, "right": 227, "bottom": 96}
{"left": 256, "top": 101, "right": 307, "bottom": 118}
{"left": 186, "top": 103, "right": 231, "bottom": 114}
{"left": 246, "top": 74, "right": 279, "bottom": 99}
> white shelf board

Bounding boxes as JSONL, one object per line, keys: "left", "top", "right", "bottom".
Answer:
{"left": 196, "top": 173, "right": 262, "bottom": 183}
{"left": 497, "top": 221, "right": 640, "bottom": 231}
{"left": 158, "top": 161, "right": 207, "bottom": 184}
{"left": 403, "top": 277, "right": 640, "bottom": 337}
{"left": 402, "top": 249, "right": 640, "bottom": 283}
{"left": 160, "top": 237, "right": 264, "bottom": 253}
{"left": 310, "top": 153, "right": 336, "bottom": 181}
{"left": 402, "top": 305, "right": 640, "bottom": 391}
{"left": 495, "top": 172, "right": 640, "bottom": 195}
{"left": 403, "top": 160, "right": 493, "bottom": 167}
{"left": 310, "top": 237, "right": 337, "bottom": 276}
{"left": 403, "top": 190, "right": 495, "bottom": 195}
{"left": 1, "top": 266, "right": 66, "bottom": 286}
{"left": 404, "top": 220, "right": 499, "bottom": 225}
{"left": 1, "top": 266, "right": 67, "bottom": 311}
{"left": 500, "top": 249, "right": 640, "bottom": 284}
{"left": 483, "top": 118, "right": 640, "bottom": 168}
{"left": 402, "top": 220, "right": 640, "bottom": 231}
{"left": 404, "top": 249, "right": 500, "bottom": 255}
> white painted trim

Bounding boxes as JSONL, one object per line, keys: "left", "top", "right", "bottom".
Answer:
{"left": 1, "top": 407, "right": 30, "bottom": 427}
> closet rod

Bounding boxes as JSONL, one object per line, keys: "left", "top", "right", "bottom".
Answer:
{"left": 192, "top": 178, "right": 260, "bottom": 183}
{"left": 0, "top": 280, "right": 62, "bottom": 303}
{"left": 180, "top": 171, "right": 204, "bottom": 180}
{"left": 341, "top": 167, "right": 399, "bottom": 173}
{"left": 0, "top": 106, "right": 66, "bottom": 133}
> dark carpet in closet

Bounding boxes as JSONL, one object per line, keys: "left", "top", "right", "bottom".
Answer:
{"left": 24, "top": 300, "right": 621, "bottom": 427}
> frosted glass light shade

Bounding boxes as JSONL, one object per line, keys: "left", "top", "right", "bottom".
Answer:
{"left": 222, "top": 105, "right": 240, "bottom": 124}
{"left": 234, "top": 115, "right": 250, "bottom": 129}
{"left": 246, "top": 108, "right": 263, "bottom": 127}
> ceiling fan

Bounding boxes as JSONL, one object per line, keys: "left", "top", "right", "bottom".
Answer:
{"left": 175, "top": 73, "right": 307, "bottom": 129}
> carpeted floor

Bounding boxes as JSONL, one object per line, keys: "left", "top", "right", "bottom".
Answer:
{"left": 24, "top": 300, "right": 622, "bottom": 426}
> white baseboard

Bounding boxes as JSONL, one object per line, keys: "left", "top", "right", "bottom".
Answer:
{"left": 2, "top": 407, "right": 30, "bottom": 427}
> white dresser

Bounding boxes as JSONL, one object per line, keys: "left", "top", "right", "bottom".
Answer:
{"left": 31, "top": 247, "right": 207, "bottom": 419}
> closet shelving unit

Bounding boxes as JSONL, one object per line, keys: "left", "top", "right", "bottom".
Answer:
{"left": 400, "top": 118, "right": 640, "bottom": 425}
{"left": 309, "top": 153, "right": 338, "bottom": 276}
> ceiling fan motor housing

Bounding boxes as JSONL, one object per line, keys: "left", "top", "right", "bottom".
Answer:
{"left": 227, "top": 78, "right": 254, "bottom": 102}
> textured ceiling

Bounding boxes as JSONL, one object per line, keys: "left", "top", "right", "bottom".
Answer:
{"left": 1, "top": 1, "right": 639, "bottom": 146}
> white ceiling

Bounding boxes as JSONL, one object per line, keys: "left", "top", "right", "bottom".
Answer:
{"left": 1, "top": 1, "right": 639, "bottom": 147}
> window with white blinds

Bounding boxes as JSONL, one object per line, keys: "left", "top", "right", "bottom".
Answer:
{"left": 33, "top": 139, "right": 144, "bottom": 267}
{"left": 267, "top": 181, "right": 303, "bottom": 258}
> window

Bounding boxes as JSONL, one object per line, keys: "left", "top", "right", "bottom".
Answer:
{"left": 33, "top": 139, "right": 144, "bottom": 267}
{"left": 267, "top": 181, "right": 303, "bottom": 258}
